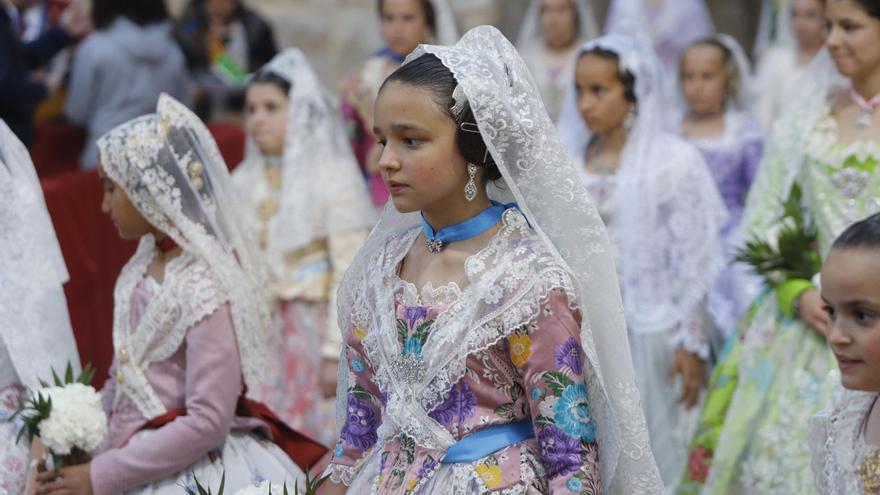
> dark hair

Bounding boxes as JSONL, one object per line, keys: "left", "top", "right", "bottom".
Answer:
{"left": 832, "top": 212, "right": 880, "bottom": 250}
{"left": 381, "top": 54, "right": 502, "bottom": 182}
{"left": 376, "top": 0, "right": 437, "bottom": 33}
{"left": 820, "top": 0, "right": 880, "bottom": 19}
{"left": 682, "top": 38, "right": 741, "bottom": 102}
{"left": 93, "top": 0, "right": 169, "bottom": 29}
{"left": 578, "top": 47, "right": 637, "bottom": 104}
{"left": 248, "top": 71, "right": 292, "bottom": 95}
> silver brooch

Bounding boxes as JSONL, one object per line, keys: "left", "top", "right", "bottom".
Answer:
{"left": 425, "top": 237, "right": 445, "bottom": 253}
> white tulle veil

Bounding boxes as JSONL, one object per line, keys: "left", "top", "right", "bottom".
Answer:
{"left": 233, "top": 48, "right": 374, "bottom": 260}
{"left": 336, "top": 26, "right": 663, "bottom": 493}
{"left": 0, "top": 120, "right": 81, "bottom": 390}
{"left": 97, "top": 94, "right": 270, "bottom": 391}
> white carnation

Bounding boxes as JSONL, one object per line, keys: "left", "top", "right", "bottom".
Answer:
{"left": 235, "top": 480, "right": 286, "bottom": 495}
{"left": 37, "top": 383, "right": 107, "bottom": 456}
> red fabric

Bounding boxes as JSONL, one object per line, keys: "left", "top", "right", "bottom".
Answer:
{"left": 30, "top": 123, "right": 86, "bottom": 177}
{"left": 135, "top": 399, "right": 329, "bottom": 471}
{"left": 205, "top": 121, "right": 245, "bottom": 171}
{"left": 41, "top": 170, "right": 136, "bottom": 386}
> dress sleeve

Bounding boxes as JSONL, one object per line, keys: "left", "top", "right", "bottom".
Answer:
{"left": 89, "top": 304, "right": 241, "bottom": 495}
{"left": 324, "top": 323, "right": 383, "bottom": 486}
{"left": 321, "top": 229, "right": 368, "bottom": 360}
{"left": 512, "top": 289, "right": 602, "bottom": 494}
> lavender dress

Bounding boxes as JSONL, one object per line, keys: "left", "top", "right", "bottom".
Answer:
{"left": 682, "top": 110, "right": 764, "bottom": 338}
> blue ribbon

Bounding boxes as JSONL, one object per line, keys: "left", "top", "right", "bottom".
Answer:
{"left": 377, "top": 47, "right": 406, "bottom": 64}
{"left": 442, "top": 420, "right": 535, "bottom": 463}
{"left": 421, "top": 201, "right": 516, "bottom": 247}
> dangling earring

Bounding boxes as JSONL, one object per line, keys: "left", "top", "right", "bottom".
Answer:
{"left": 622, "top": 104, "right": 637, "bottom": 133}
{"left": 464, "top": 163, "right": 478, "bottom": 202}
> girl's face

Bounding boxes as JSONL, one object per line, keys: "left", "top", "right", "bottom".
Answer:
{"left": 99, "top": 167, "right": 155, "bottom": 240}
{"left": 574, "top": 52, "right": 630, "bottom": 135}
{"left": 680, "top": 44, "right": 728, "bottom": 115}
{"left": 791, "top": 0, "right": 826, "bottom": 49}
{"left": 822, "top": 247, "right": 880, "bottom": 392}
{"left": 825, "top": 0, "right": 880, "bottom": 81}
{"left": 373, "top": 81, "right": 470, "bottom": 214}
{"left": 245, "top": 82, "right": 288, "bottom": 156}
{"left": 381, "top": 0, "right": 432, "bottom": 58}
{"left": 541, "top": 0, "right": 578, "bottom": 50}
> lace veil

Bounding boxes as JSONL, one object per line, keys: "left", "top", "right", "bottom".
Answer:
{"left": 336, "top": 26, "right": 663, "bottom": 493}
{"left": 97, "top": 94, "right": 270, "bottom": 390}
{"left": 515, "top": 0, "right": 599, "bottom": 50}
{"left": 0, "top": 120, "right": 80, "bottom": 389}
{"left": 557, "top": 33, "right": 728, "bottom": 337}
{"left": 233, "top": 48, "right": 374, "bottom": 260}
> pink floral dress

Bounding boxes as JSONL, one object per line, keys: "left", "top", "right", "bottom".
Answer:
{"left": 329, "top": 275, "right": 601, "bottom": 494}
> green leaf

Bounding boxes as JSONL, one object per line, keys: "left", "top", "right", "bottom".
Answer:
{"left": 534, "top": 414, "right": 554, "bottom": 427}
{"left": 509, "top": 382, "right": 524, "bottom": 401}
{"left": 494, "top": 402, "right": 515, "bottom": 420}
{"left": 64, "top": 363, "right": 74, "bottom": 384}
{"left": 543, "top": 371, "right": 573, "bottom": 395}
{"left": 217, "top": 472, "right": 225, "bottom": 495}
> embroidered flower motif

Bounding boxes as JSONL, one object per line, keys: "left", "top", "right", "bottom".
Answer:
{"left": 554, "top": 337, "right": 583, "bottom": 376}
{"left": 418, "top": 456, "right": 439, "bottom": 478}
{"left": 531, "top": 387, "right": 544, "bottom": 401}
{"left": 537, "top": 425, "right": 582, "bottom": 479}
{"left": 509, "top": 334, "right": 532, "bottom": 367}
{"left": 341, "top": 395, "right": 379, "bottom": 451}
{"left": 403, "top": 337, "right": 423, "bottom": 356}
{"left": 334, "top": 443, "right": 345, "bottom": 458}
{"left": 353, "top": 323, "right": 368, "bottom": 340}
{"left": 554, "top": 383, "right": 595, "bottom": 442}
{"left": 538, "top": 395, "right": 558, "bottom": 418}
{"left": 429, "top": 381, "right": 477, "bottom": 427}
{"left": 566, "top": 476, "right": 583, "bottom": 492}
{"left": 475, "top": 464, "right": 504, "bottom": 489}
{"left": 404, "top": 306, "right": 429, "bottom": 329}
{"left": 688, "top": 445, "right": 712, "bottom": 483}
{"left": 406, "top": 477, "right": 419, "bottom": 492}
{"left": 350, "top": 358, "right": 366, "bottom": 373}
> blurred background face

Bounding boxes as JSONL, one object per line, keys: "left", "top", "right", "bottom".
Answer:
{"left": 792, "top": 0, "right": 826, "bottom": 49}
{"left": 825, "top": 0, "right": 880, "bottom": 80}
{"left": 541, "top": 0, "right": 578, "bottom": 50}
{"left": 575, "top": 52, "right": 630, "bottom": 135}
{"left": 245, "top": 82, "right": 288, "bottom": 156}
{"left": 206, "top": 0, "right": 238, "bottom": 24}
{"left": 680, "top": 44, "right": 728, "bottom": 115}
{"left": 380, "top": 0, "right": 432, "bottom": 58}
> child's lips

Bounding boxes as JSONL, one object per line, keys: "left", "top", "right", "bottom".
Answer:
{"left": 835, "top": 353, "right": 864, "bottom": 371}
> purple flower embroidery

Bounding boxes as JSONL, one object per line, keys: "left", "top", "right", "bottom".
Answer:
{"left": 555, "top": 337, "right": 583, "bottom": 376}
{"left": 341, "top": 395, "right": 380, "bottom": 451}
{"left": 428, "top": 381, "right": 477, "bottom": 427}
{"left": 537, "top": 425, "right": 582, "bottom": 479}
{"left": 418, "top": 456, "right": 440, "bottom": 478}
{"left": 405, "top": 306, "right": 429, "bottom": 330}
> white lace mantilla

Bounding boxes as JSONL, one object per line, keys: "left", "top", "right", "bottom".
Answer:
{"left": 810, "top": 379, "right": 880, "bottom": 495}
{"left": 112, "top": 236, "right": 227, "bottom": 419}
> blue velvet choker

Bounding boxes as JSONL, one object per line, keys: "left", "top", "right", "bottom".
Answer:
{"left": 420, "top": 201, "right": 516, "bottom": 253}
{"left": 377, "top": 47, "right": 406, "bottom": 64}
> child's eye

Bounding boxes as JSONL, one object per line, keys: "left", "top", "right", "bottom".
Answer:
{"left": 823, "top": 305, "right": 836, "bottom": 320}
{"left": 404, "top": 138, "right": 421, "bottom": 147}
{"left": 376, "top": 139, "right": 387, "bottom": 147}
{"left": 855, "top": 310, "right": 874, "bottom": 323}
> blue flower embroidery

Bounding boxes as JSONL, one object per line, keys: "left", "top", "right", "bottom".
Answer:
{"left": 553, "top": 383, "right": 596, "bottom": 442}
{"left": 334, "top": 444, "right": 345, "bottom": 458}
{"left": 350, "top": 358, "right": 365, "bottom": 373}
{"left": 567, "top": 477, "right": 583, "bottom": 492}
{"left": 531, "top": 387, "right": 544, "bottom": 401}
{"left": 403, "top": 337, "right": 423, "bottom": 356}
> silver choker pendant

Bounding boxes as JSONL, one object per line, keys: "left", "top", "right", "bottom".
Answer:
{"left": 425, "top": 237, "right": 445, "bottom": 253}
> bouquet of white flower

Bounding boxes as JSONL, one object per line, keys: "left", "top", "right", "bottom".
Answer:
{"left": 14, "top": 363, "right": 107, "bottom": 470}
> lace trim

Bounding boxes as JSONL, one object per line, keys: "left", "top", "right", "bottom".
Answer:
{"left": 393, "top": 278, "right": 463, "bottom": 307}
{"left": 805, "top": 111, "right": 880, "bottom": 167}
{"left": 323, "top": 463, "right": 358, "bottom": 487}
{"left": 669, "top": 317, "right": 711, "bottom": 360}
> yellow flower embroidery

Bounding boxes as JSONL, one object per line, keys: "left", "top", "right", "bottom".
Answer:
{"left": 353, "top": 323, "right": 368, "bottom": 340}
{"left": 475, "top": 464, "right": 504, "bottom": 489}
{"left": 509, "top": 334, "right": 532, "bottom": 367}
{"left": 406, "top": 478, "right": 419, "bottom": 492}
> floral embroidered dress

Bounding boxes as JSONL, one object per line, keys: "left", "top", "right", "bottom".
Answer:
{"left": 810, "top": 377, "right": 880, "bottom": 495}
{"left": 0, "top": 344, "right": 28, "bottom": 495}
{"left": 327, "top": 211, "right": 601, "bottom": 494}
{"left": 679, "top": 103, "right": 880, "bottom": 495}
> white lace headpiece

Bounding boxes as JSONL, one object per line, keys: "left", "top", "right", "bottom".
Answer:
{"left": 337, "top": 26, "right": 663, "bottom": 493}
{"left": 235, "top": 48, "right": 374, "bottom": 257}
{"left": 97, "top": 94, "right": 270, "bottom": 390}
{"left": 557, "top": 33, "right": 728, "bottom": 335}
{"left": 515, "top": 0, "right": 600, "bottom": 50}
{"left": 0, "top": 120, "right": 81, "bottom": 389}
